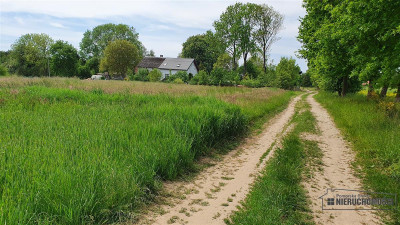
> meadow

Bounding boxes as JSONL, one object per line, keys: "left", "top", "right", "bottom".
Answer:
{"left": 0, "top": 77, "right": 296, "bottom": 224}
{"left": 314, "top": 92, "right": 400, "bottom": 223}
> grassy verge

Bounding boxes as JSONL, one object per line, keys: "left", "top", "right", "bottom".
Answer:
{"left": 228, "top": 95, "right": 319, "bottom": 225}
{"left": 0, "top": 79, "right": 296, "bottom": 225}
{"left": 314, "top": 92, "right": 400, "bottom": 223}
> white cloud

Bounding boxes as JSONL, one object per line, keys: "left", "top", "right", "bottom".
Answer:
{"left": 14, "top": 16, "right": 25, "bottom": 25}
{"left": 1, "top": 0, "right": 304, "bottom": 29}
{"left": 0, "top": 20, "right": 83, "bottom": 48}
{"left": 143, "top": 24, "right": 175, "bottom": 32}
{"left": 50, "top": 22, "right": 67, "bottom": 28}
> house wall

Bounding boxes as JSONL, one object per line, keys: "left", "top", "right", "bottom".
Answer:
{"left": 187, "top": 62, "right": 198, "bottom": 76}
{"left": 159, "top": 69, "right": 177, "bottom": 79}
{"left": 137, "top": 62, "right": 198, "bottom": 80}
{"left": 158, "top": 63, "right": 198, "bottom": 80}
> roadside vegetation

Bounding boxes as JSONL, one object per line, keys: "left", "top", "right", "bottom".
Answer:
{"left": 314, "top": 92, "right": 400, "bottom": 223}
{"left": 0, "top": 78, "right": 296, "bottom": 224}
{"left": 298, "top": 0, "right": 400, "bottom": 98}
{"left": 228, "top": 95, "right": 319, "bottom": 225}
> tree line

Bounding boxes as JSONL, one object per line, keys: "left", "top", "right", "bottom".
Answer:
{"left": 298, "top": 0, "right": 400, "bottom": 100}
{"left": 178, "top": 2, "right": 306, "bottom": 89}
{"left": 0, "top": 23, "right": 147, "bottom": 78}
{"left": 0, "top": 3, "right": 308, "bottom": 90}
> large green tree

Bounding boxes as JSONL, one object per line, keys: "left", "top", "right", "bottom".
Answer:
{"left": 343, "top": 0, "right": 400, "bottom": 97}
{"left": 253, "top": 4, "right": 283, "bottom": 73}
{"left": 214, "top": 3, "right": 283, "bottom": 76}
{"left": 298, "top": 0, "right": 400, "bottom": 97}
{"left": 181, "top": 31, "right": 224, "bottom": 73}
{"left": 214, "top": 3, "right": 243, "bottom": 70}
{"left": 99, "top": 40, "right": 140, "bottom": 77}
{"left": 50, "top": 40, "right": 79, "bottom": 77}
{"left": 10, "top": 33, "right": 54, "bottom": 77}
{"left": 80, "top": 23, "right": 145, "bottom": 60}
{"left": 236, "top": 3, "right": 259, "bottom": 76}
{"left": 298, "top": 0, "right": 358, "bottom": 96}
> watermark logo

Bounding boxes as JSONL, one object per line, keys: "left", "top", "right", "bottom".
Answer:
{"left": 319, "top": 188, "right": 397, "bottom": 210}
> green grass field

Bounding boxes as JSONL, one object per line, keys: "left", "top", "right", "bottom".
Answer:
{"left": 314, "top": 92, "right": 400, "bottom": 223}
{"left": 0, "top": 77, "right": 296, "bottom": 224}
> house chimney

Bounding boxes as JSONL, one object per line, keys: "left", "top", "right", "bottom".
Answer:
{"left": 160, "top": 55, "right": 163, "bottom": 57}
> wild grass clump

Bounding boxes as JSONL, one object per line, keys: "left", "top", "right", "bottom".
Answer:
{"left": 228, "top": 135, "right": 312, "bottom": 225}
{"left": 314, "top": 92, "right": 400, "bottom": 222}
{"left": 0, "top": 86, "right": 246, "bottom": 224}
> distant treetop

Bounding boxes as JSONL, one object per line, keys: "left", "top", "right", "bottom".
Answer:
{"left": 79, "top": 23, "right": 145, "bottom": 60}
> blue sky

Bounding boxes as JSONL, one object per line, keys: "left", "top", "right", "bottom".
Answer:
{"left": 0, "top": 0, "right": 308, "bottom": 71}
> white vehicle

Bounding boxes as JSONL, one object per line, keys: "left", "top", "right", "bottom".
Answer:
{"left": 91, "top": 74, "right": 104, "bottom": 80}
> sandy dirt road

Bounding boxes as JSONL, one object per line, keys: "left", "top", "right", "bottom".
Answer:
{"left": 136, "top": 95, "right": 302, "bottom": 225}
{"left": 304, "top": 94, "right": 381, "bottom": 225}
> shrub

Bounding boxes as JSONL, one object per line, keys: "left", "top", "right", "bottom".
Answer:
{"left": 173, "top": 78, "right": 184, "bottom": 84}
{"left": 167, "top": 71, "right": 189, "bottom": 83}
{"left": 210, "top": 68, "right": 240, "bottom": 86}
{"left": 238, "top": 59, "right": 263, "bottom": 80}
{"left": 378, "top": 100, "right": 399, "bottom": 118}
{"left": 197, "top": 70, "right": 211, "bottom": 85}
{"left": 76, "top": 65, "right": 91, "bottom": 79}
{"left": 149, "top": 69, "right": 162, "bottom": 82}
{"left": 276, "top": 57, "right": 300, "bottom": 90}
{"left": 210, "top": 68, "right": 225, "bottom": 85}
{"left": 0, "top": 64, "right": 8, "bottom": 76}
{"left": 257, "top": 67, "right": 278, "bottom": 87}
{"left": 223, "top": 70, "right": 240, "bottom": 86}
{"left": 188, "top": 70, "right": 211, "bottom": 85}
{"left": 189, "top": 75, "right": 200, "bottom": 85}
{"left": 126, "top": 68, "right": 135, "bottom": 81}
{"left": 241, "top": 79, "right": 263, "bottom": 88}
{"left": 134, "top": 68, "right": 149, "bottom": 81}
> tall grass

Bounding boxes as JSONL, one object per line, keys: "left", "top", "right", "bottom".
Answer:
{"left": 0, "top": 76, "right": 295, "bottom": 129}
{"left": 0, "top": 86, "right": 247, "bottom": 224}
{"left": 314, "top": 92, "right": 400, "bottom": 223}
{"left": 0, "top": 82, "right": 295, "bottom": 224}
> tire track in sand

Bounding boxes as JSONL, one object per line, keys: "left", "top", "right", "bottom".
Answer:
{"left": 136, "top": 95, "right": 303, "bottom": 225}
{"left": 304, "top": 94, "right": 381, "bottom": 225}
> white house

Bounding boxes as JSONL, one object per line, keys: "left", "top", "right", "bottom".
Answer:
{"left": 136, "top": 56, "right": 198, "bottom": 80}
